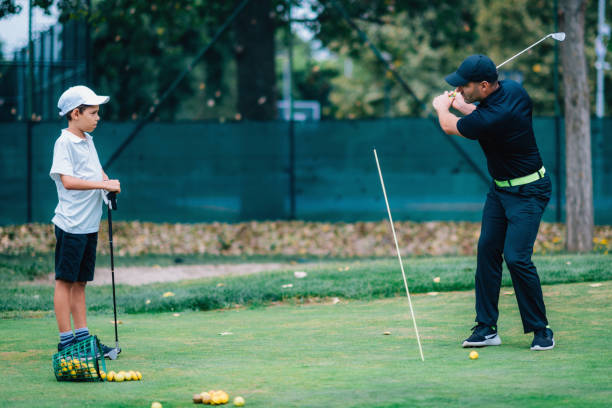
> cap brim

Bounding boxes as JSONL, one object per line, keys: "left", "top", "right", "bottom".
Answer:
{"left": 445, "top": 72, "right": 468, "bottom": 87}
{"left": 58, "top": 96, "right": 110, "bottom": 116}
{"left": 87, "top": 95, "right": 110, "bottom": 106}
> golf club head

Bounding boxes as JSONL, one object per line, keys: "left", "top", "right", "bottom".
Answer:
{"left": 106, "top": 347, "right": 119, "bottom": 360}
{"left": 550, "top": 32, "right": 566, "bottom": 41}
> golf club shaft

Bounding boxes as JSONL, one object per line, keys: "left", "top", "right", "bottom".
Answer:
{"left": 108, "top": 204, "right": 119, "bottom": 347}
{"left": 496, "top": 34, "right": 551, "bottom": 69}
{"left": 373, "top": 149, "right": 424, "bottom": 362}
{"left": 448, "top": 32, "right": 563, "bottom": 97}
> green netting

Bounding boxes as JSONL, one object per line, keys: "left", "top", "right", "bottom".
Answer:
{"left": 1, "top": 118, "right": 611, "bottom": 225}
{"left": 52, "top": 336, "right": 107, "bottom": 382}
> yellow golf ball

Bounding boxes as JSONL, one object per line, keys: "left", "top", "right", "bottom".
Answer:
{"left": 211, "top": 393, "right": 224, "bottom": 405}
{"left": 234, "top": 396, "right": 246, "bottom": 406}
{"left": 151, "top": 403, "right": 162, "bottom": 408}
{"left": 200, "top": 392, "right": 211, "bottom": 404}
{"left": 469, "top": 350, "right": 479, "bottom": 360}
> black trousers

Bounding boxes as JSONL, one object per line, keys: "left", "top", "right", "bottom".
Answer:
{"left": 475, "top": 174, "right": 552, "bottom": 333}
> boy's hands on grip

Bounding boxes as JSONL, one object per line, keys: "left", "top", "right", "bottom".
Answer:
{"left": 103, "top": 179, "right": 121, "bottom": 193}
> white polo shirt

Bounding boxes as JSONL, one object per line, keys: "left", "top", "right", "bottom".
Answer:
{"left": 50, "top": 129, "right": 104, "bottom": 234}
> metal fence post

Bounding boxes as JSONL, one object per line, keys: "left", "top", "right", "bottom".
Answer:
{"left": 287, "top": 5, "right": 296, "bottom": 220}
{"left": 27, "top": 121, "right": 33, "bottom": 223}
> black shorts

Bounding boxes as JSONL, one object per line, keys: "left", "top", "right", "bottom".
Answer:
{"left": 55, "top": 225, "right": 98, "bottom": 282}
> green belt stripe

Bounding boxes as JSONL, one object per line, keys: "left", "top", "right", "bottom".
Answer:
{"left": 495, "top": 167, "right": 546, "bottom": 188}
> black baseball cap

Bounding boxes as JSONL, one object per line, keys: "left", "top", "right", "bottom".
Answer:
{"left": 445, "top": 55, "right": 498, "bottom": 87}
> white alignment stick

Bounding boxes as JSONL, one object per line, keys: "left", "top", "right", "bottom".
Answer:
{"left": 373, "top": 149, "right": 424, "bottom": 362}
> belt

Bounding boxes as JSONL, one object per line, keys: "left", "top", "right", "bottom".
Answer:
{"left": 494, "top": 166, "right": 546, "bottom": 188}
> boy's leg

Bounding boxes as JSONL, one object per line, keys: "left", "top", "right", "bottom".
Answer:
{"left": 70, "top": 282, "right": 88, "bottom": 331}
{"left": 54, "top": 279, "right": 74, "bottom": 333}
{"left": 54, "top": 225, "right": 87, "bottom": 349}
{"left": 73, "top": 231, "right": 98, "bottom": 342}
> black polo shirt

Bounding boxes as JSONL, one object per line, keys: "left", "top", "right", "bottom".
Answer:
{"left": 456, "top": 80, "right": 543, "bottom": 181}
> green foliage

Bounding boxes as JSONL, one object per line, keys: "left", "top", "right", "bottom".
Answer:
{"left": 2, "top": 0, "right": 610, "bottom": 118}
{"left": 475, "top": 0, "right": 610, "bottom": 115}
{"left": 0, "top": 0, "right": 21, "bottom": 18}
{"left": 316, "top": 1, "right": 479, "bottom": 118}
{"left": 321, "top": 0, "right": 612, "bottom": 117}
{"left": 85, "top": 1, "right": 231, "bottom": 120}
{"left": 275, "top": 30, "right": 340, "bottom": 118}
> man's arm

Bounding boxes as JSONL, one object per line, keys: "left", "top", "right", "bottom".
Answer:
{"left": 60, "top": 175, "right": 120, "bottom": 192}
{"left": 432, "top": 92, "right": 464, "bottom": 136}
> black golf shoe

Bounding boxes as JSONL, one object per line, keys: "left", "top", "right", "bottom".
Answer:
{"left": 77, "top": 335, "right": 121, "bottom": 359}
{"left": 57, "top": 338, "right": 75, "bottom": 352}
{"left": 530, "top": 327, "right": 554, "bottom": 351}
{"left": 462, "top": 323, "right": 502, "bottom": 347}
{"left": 100, "top": 342, "right": 121, "bottom": 360}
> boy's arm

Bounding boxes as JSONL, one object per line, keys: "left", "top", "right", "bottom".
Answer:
{"left": 60, "top": 175, "right": 120, "bottom": 192}
{"left": 102, "top": 170, "right": 109, "bottom": 181}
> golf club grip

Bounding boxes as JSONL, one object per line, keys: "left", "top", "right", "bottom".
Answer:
{"left": 107, "top": 191, "right": 118, "bottom": 211}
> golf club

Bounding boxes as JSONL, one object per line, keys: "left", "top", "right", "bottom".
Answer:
{"left": 496, "top": 32, "right": 565, "bottom": 69}
{"left": 373, "top": 149, "right": 425, "bottom": 362}
{"left": 449, "top": 32, "right": 565, "bottom": 99}
{"left": 106, "top": 191, "right": 121, "bottom": 360}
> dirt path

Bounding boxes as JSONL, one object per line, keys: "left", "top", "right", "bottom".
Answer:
{"left": 33, "top": 263, "right": 299, "bottom": 286}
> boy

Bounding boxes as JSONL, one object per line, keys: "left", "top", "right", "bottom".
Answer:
{"left": 50, "top": 85, "right": 121, "bottom": 357}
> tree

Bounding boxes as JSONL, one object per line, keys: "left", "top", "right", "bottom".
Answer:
{"left": 85, "top": 0, "right": 215, "bottom": 120}
{"left": 559, "top": 0, "right": 593, "bottom": 252}
{"left": 235, "top": 0, "right": 277, "bottom": 120}
{"left": 234, "top": 0, "right": 284, "bottom": 220}
{"left": 313, "top": 0, "right": 478, "bottom": 118}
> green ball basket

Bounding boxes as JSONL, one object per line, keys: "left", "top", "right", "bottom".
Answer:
{"left": 52, "top": 335, "right": 107, "bottom": 382}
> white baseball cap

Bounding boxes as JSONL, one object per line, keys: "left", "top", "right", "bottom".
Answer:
{"left": 58, "top": 85, "right": 109, "bottom": 116}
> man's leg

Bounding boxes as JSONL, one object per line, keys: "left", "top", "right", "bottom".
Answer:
{"left": 501, "top": 183, "right": 550, "bottom": 334}
{"left": 463, "top": 187, "right": 507, "bottom": 347}
{"left": 474, "top": 188, "right": 507, "bottom": 327}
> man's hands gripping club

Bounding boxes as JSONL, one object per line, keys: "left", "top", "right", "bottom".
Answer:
{"left": 432, "top": 91, "right": 462, "bottom": 136}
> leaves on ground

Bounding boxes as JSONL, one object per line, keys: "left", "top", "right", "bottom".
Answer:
{"left": 1, "top": 221, "right": 610, "bottom": 257}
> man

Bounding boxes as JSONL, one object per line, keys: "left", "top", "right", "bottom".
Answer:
{"left": 432, "top": 55, "right": 554, "bottom": 351}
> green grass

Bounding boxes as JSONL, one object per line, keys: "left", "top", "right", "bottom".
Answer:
{"left": 1, "top": 254, "right": 610, "bottom": 313}
{"left": 1, "top": 281, "right": 610, "bottom": 407}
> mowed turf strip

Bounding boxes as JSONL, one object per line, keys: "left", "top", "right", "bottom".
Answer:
{"left": 1, "top": 281, "right": 610, "bottom": 407}
{"left": 1, "top": 254, "right": 610, "bottom": 313}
